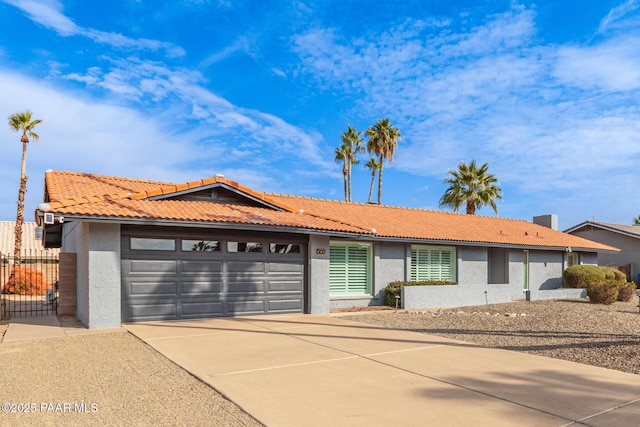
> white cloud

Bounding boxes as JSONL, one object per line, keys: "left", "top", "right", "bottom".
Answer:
{"left": 554, "top": 37, "right": 640, "bottom": 92}
{"left": 3, "top": 0, "right": 79, "bottom": 35}
{"left": 3, "top": 0, "right": 185, "bottom": 56}
{"left": 291, "top": 4, "right": 640, "bottom": 227}
{"left": 598, "top": 0, "right": 640, "bottom": 33}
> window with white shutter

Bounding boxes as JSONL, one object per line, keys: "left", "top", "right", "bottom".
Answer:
{"left": 329, "top": 243, "right": 371, "bottom": 295}
{"left": 410, "top": 245, "right": 456, "bottom": 282}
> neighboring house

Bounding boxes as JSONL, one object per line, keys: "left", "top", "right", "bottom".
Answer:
{"left": 0, "top": 221, "right": 58, "bottom": 255}
{"left": 37, "top": 170, "right": 616, "bottom": 328}
{"left": 0, "top": 221, "right": 60, "bottom": 291}
{"left": 565, "top": 221, "right": 640, "bottom": 284}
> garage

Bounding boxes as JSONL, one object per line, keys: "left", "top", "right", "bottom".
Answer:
{"left": 121, "top": 227, "right": 306, "bottom": 322}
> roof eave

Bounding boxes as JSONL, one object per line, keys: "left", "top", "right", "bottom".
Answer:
{"left": 565, "top": 221, "right": 640, "bottom": 241}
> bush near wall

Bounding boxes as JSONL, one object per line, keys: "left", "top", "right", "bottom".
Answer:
{"left": 384, "top": 280, "right": 456, "bottom": 307}
{"left": 4, "top": 267, "right": 48, "bottom": 296}
{"left": 586, "top": 280, "right": 619, "bottom": 305}
{"left": 616, "top": 281, "right": 637, "bottom": 302}
{"left": 563, "top": 265, "right": 626, "bottom": 288}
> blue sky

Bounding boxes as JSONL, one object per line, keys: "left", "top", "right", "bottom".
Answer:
{"left": 1, "top": 0, "right": 639, "bottom": 230}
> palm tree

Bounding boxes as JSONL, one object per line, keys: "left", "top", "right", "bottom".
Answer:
{"left": 439, "top": 160, "right": 502, "bottom": 215}
{"left": 366, "top": 118, "right": 401, "bottom": 205}
{"left": 340, "top": 125, "right": 364, "bottom": 202}
{"left": 633, "top": 215, "right": 640, "bottom": 226}
{"left": 364, "top": 157, "right": 381, "bottom": 204}
{"left": 8, "top": 110, "right": 42, "bottom": 265}
{"left": 334, "top": 144, "right": 349, "bottom": 201}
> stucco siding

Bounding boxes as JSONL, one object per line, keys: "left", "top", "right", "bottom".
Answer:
{"left": 308, "top": 234, "right": 330, "bottom": 314}
{"left": 72, "top": 222, "right": 90, "bottom": 326}
{"left": 509, "top": 250, "right": 525, "bottom": 290}
{"left": 529, "top": 251, "right": 564, "bottom": 290}
{"left": 87, "top": 223, "right": 121, "bottom": 328}
{"left": 374, "top": 242, "right": 406, "bottom": 298}
{"left": 457, "top": 246, "right": 487, "bottom": 285}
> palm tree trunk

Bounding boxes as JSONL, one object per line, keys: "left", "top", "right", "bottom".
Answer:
{"left": 368, "top": 170, "right": 375, "bottom": 204}
{"left": 466, "top": 198, "right": 476, "bottom": 215}
{"left": 347, "top": 158, "right": 352, "bottom": 202}
{"left": 377, "top": 154, "right": 384, "bottom": 205}
{"left": 342, "top": 165, "right": 348, "bottom": 202}
{"left": 14, "top": 140, "right": 28, "bottom": 266}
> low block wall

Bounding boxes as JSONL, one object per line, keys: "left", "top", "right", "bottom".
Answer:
{"left": 529, "top": 288, "right": 587, "bottom": 300}
{"left": 402, "top": 285, "right": 587, "bottom": 310}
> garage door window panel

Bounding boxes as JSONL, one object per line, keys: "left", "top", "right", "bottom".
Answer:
{"left": 130, "top": 237, "right": 175, "bottom": 251}
{"left": 227, "top": 242, "right": 263, "bottom": 253}
{"left": 269, "top": 243, "right": 301, "bottom": 254}
{"left": 181, "top": 240, "right": 221, "bottom": 252}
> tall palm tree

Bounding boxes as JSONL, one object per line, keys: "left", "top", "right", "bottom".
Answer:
{"left": 8, "top": 110, "right": 42, "bottom": 265}
{"left": 633, "top": 215, "right": 640, "bottom": 226}
{"left": 364, "top": 157, "right": 381, "bottom": 204}
{"left": 366, "top": 118, "right": 401, "bottom": 205}
{"left": 439, "top": 160, "right": 502, "bottom": 215}
{"left": 334, "top": 144, "right": 349, "bottom": 201}
{"left": 340, "top": 125, "right": 364, "bottom": 202}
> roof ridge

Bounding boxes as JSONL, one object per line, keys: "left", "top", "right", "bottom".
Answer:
{"left": 266, "top": 193, "right": 532, "bottom": 223}
{"left": 47, "top": 170, "right": 175, "bottom": 186}
{"left": 129, "top": 176, "right": 300, "bottom": 213}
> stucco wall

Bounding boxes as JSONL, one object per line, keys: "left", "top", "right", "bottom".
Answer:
{"left": 401, "top": 248, "right": 582, "bottom": 310}
{"left": 87, "top": 222, "right": 121, "bottom": 328}
{"left": 63, "top": 222, "right": 89, "bottom": 325}
{"left": 374, "top": 242, "right": 406, "bottom": 297}
{"left": 61, "top": 221, "right": 121, "bottom": 328}
{"left": 457, "top": 246, "right": 487, "bottom": 285}
{"left": 308, "top": 234, "right": 330, "bottom": 314}
{"left": 529, "top": 251, "right": 564, "bottom": 290}
{"left": 581, "top": 252, "right": 598, "bottom": 266}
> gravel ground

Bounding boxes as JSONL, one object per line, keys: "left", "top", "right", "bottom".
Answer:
{"left": 345, "top": 297, "right": 640, "bottom": 375}
{"left": 0, "top": 318, "right": 262, "bottom": 427}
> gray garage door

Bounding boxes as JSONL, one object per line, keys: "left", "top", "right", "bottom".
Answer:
{"left": 121, "top": 229, "right": 306, "bottom": 322}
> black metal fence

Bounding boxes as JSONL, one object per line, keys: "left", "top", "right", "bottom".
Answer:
{"left": 1, "top": 250, "right": 59, "bottom": 319}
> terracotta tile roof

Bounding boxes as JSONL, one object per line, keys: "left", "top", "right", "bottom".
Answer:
{"left": 40, "top": 171, "right": 616, "bottom": 251}
{"left": 266, "top": 194, "right": 617, "bottom": 251}
{"left": 41, "top": 171, "right": 366, "bottom": 234}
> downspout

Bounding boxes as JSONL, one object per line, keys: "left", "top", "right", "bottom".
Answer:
{"left": 523, "top": 250, "right": 530, "bottom": 301}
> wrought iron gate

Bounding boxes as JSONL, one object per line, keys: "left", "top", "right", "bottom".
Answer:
{"left": 1, "top": 251, "right": 59, "bottom": 319}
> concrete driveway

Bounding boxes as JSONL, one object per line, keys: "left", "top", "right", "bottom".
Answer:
{"left": 125, "top": 314, "right": 640, "bottom": 426}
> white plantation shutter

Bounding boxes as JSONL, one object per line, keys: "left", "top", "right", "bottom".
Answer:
{"left": 330, "top": 243, "right": 371, "bottom": 295}
{"left": 411, "top": 246, "right": 456, "bottom": 281}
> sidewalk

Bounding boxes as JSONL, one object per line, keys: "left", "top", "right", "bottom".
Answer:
{"left": 1, "top": 315, "right": 124, "bottom": 343}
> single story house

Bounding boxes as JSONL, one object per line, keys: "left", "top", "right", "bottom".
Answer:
{"left": 37, "top": 170, "right": 616, "bottom": 328}
{"left": 565, "top": 221, "right": 640, "bottom": 284}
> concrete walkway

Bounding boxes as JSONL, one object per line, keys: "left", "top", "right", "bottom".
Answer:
{"left": 1, "top": 315, "right": 124, "bottom": 343}
{"left": 2, "top": 315, "right": 66, "bottom": 342}
{"left": 125, "top": 314, "right": 640, "bottom": 427}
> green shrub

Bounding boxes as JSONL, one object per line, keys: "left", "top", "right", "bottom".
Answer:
{"left": 384, "top": 280, "right": 456, "bottom": 307}
{"left": 563, "top": 265, "right": 626, "bottom": 288}
{"left": 586, "top": 280, "right": 619, "bottom": 305}
{"left": 616, "top": 281, "right": 637, "bottom": 302}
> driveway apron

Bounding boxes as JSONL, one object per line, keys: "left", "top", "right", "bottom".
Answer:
{"left": 124, "top": 314, "right": 640, "bottom": 427}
